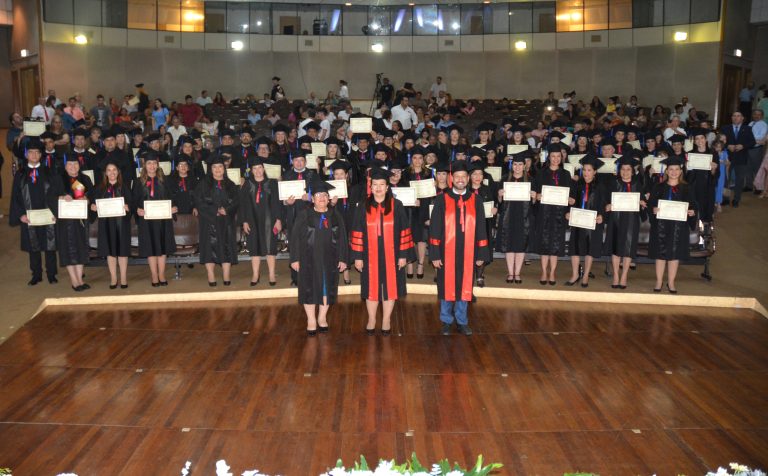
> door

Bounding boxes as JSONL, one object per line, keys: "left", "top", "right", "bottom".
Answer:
{"left": 719, "top": 64, "right": 743, "bottom": 126}
{"left": 19, "top": 65, "right": 41, "bottom": 118}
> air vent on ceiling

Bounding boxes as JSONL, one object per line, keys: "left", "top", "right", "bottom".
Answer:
{"left": 164, "top": 35, "right": 175, "bottom": 44}
{"left": 304, "top": 39, "right": 314, "bottom": 46}
{"left": 590, "top": 34, "right": 602, "bottom": 43}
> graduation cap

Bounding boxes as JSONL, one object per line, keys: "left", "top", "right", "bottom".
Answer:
{"left": 175, "top": 156, "right": 193, "bottom": 167}
{"left": 547, "top": 143, "right": 566, "bottom": 154}
{"left": 210, "top": 154, "right": 226, "bottom": 166}
{"left": 389, "top": 157, "right": 408, "bottom": 170}
{"left": 177, "top": 135, "right": 195, "bottom": 147}
{"left": 434, "top": 161, "right": 452, "bottom": 173}
{"left": 220, "top": 129, "right": 237, "bottom": 139}
{"left": 452, "top": 144, "right": 469, "bottom": 155}
{"left": 668, "top": 134, "right": 686, "bottom": 144}
{"left": 443, "top": 124, "right": 464, "bottom": 135}
{"left": 660, "top": 156, "right": 685, "bottom": 167}
{"left": 616, "top": 154, "right": 640, "bottom": 168}
{"left": 218, "top": 145, "right": 235, "bottom": 156}
{"left": 146, "top": 132, "right": 162, "bottom": 143}
{"left": 612, "top": 124, "right": 627, "bottom": 134}
{"left": 579, "top": 154, "right": 605, "bottom": 170}
{"left": 39, "top": 131, "right": 58, "bottom": 141}
{"left": 290, "top": 148, "right": 306, "bottom": 159}
{"left": 510, "top": 154, "right": 527, "bottom": 164}
{"left": 549, "top": 130, "right": 565, "bottom": 140}
{"left": 601, "top": 138, "right": 616, "bottom": 149}
{"left": 248, "top": 156, "right": 265, "bottom": 168}
{"left": 297, "top": 135, "right": 314, "bottom": 145}
{"left": 501, "top": 117, "right": 515, "bottom": 127}
{"left": 450, "top": 161, "right": 469, "bottom": 174}
{"left": 410, "top": 145, "right": 428, "bottom": 157}
{"left": 72, "top": 128, "right": 89, "bottom": 138}
{"left": 328, "top": 160, "right": 351, "bottom": 172}
{"left": 550, "top": 119, "right": 566, "bottom": 128}
{"left": 143, "top": 151, "right": 160, "bottom": 163}
{"left": 369, "top": 167, "right": 394, "bottom": 181}
{"left": 325, "top": 137, "right": 345, "bottom": 148}
{"left": 401, "top": 131, "right": 417, "bottom": 143}
{"left": 26, "top": 138, "right": 44, "bottom": 152}
{"left": 476, "top": 122, "right": 497, "bottom": 133}
{"left": 240, "top": 127, "right": 255, "bottom": 137}
{"left": 255, "top": 136, "right": 272, "bottom": 146}
{"left": 310, "top": 180, "right": 335, "bottom": 195}
{"left": 467, "top": 161, "right": 486, "bottom": 174}
{"left": 134, "top": 83, "right": 144, "bottom": 88}
{"left": 373, "top": 143, "right": 391, "bottom": 154}
{"left": 302, "top": 121, "right": 320, "bottom": 132}
{"left": 352, "top": 133, "right": 372, "bottom": 143}
{"left": 689, "top": 127, "right": 708, "bottom": 138}
{"left": 272, "top": 123, "right": 291, "bottom": 134}
{"left": 272, "top": 76, "right": 281, "bottom": 81}
{"left": 468, "top": 147, "right": 487, "bottom": 160}
{"left": 380, "top": 129, "right": 397, "bottom": 139}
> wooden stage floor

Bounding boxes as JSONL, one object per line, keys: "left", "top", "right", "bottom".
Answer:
{"left": 0, "top": 295, "right": 766, "bottom": 475}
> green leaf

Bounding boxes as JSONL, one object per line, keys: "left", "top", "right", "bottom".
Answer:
{"left": 335, "top": 458, "right": 343, "bottom": 469}
{"left": 410, "top": 453, "right": 427, "bottom": 472}
{"left": 359, "top": 454, "right": 369, "bottom": 471}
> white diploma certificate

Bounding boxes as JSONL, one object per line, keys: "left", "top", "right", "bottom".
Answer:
{"left": 327, "top": 180, "right": 348, "bottom": 199}
{"left": 159, "top": 162, "right": 172, "bottom": 176}
{"left": 264, "top": 163, "right": 283, "bottom": 180}
{"left": 598, "top": 159, "right": 617, "bottom": 174}
{"left": 128, "top": 96, "right": 140, "bottom": 106}
{"left": 651, "top": 158, "right": 664, "bottom": 174}
{"left": 57, "top": 199, "right": 88, "bottom": 220}
{"left": 26, "top": 209, "right": 55, "bottom": 226}
{"left": 687, "top": 153, "right": 712, "bottom": 171}
{"left": 567, "top": 154, "right": 585, "bottom": 166}
{"left": 503, "top": 181, "right": 531, "bottom": 201}
{"left": 684, "top": 139, "right": 693, "bottom": 152}
{"left": 561, "top": 132, "right": 573, "bottom": 146}
{"left": 412, "top": 179, "right": 436, "bottom": 198}
{"left": 569, "top": 207, "right": 597, "bottom": 230}
{"left": 304, "top": 154, "right": 319, "bottom": 170}
{"left": 610, "top": 192, "right": 641, "bottom": 212}
{"left": 132, "top": 147, "right": 140, "bottom": 158}
{"left": 96, "top": 197, "right": 126, "bottom": 218}
{"left": 657, "top": 199, "right": 688, "bottom": 222}
{"left": 483, "top": 201, "right": 495, "bottom": 217}
{"left": 202, "top": 162, "right": 208, "bottom": 174}
{"left": 23, "top": 121, "right": 46, "bottom": 136}
{"left": 507, "top": 144, "right": 528, "bottom": 155}
{"left": 642, "top": 155, "right": 655, "bottom": 169}
{"left": 486, "top": 166, "right": 502, "bottom": 182}
{"left": 143, "top": 200, "right": 172, "bottom": 220}
{"left": 311, "top": 142, "right": 327, "bottom": 157}
{"left": 226, "top": 168, "right": 241, "bottom": 184}
{"left": 541, "top": 185, "right": 570, "bottom": 206}
{"left": 350, "top": 117, "right": 373, "bottom": 133}
{"left": 563, "top": 163, "right": 576, "bottom": 177}
{"left": 278, "top": 180, "right": 306, "bottom": 200}
{"left": 627, "top": 140, "right": 641, "bottom": 150}
{"left": 392, "top": 187, "right": 417, "bottom": 207}
{"left": 82, "top": 170, "right": 95, "bottom": 184}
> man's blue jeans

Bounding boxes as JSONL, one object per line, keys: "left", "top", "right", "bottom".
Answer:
{"left": 440, "top": 300, "right": 468, "bottom": 325}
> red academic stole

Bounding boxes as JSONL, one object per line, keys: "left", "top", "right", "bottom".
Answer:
{"left": 364, "top": 198, "right": 398, "bottom": 301}
{"left": 444, "top": 193, "right": 476, "bottom": 301}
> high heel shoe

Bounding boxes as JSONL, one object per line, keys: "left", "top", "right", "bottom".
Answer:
{"left": 416, "top": 262, "right": 425, "bottom": 280}
{"left": 250, "top": 277, "right": 260, "bottom": 287}
{"left": 580, "top": 281, "right": 589, "bottom": 288}
{"left": 109, "top": 283, "right": 118, "bottom": 290}
{"left": 366, "top": 328, "right": 376, "bottom": 336}
{"left": 653, "top": 286, "right": 662, "bottom": 293}
{"left": 514, "top": 277, "right": 522, "bottom": 284}
{"left": 159, "top": 281, "right": 168, "bottom": 286}
{"left": 344, "top": 279, "right": 351, "bottom": 285}
{"left": 120, "top": 284, "right": 128, "bottom": 289}
{"left": 307, "top": 329, "right": 317, "bottom": 337}
{"left": 548, "top": 280, "right": 556, "bottom": 286}
{"left": 208, "top": 281, "right": 217, "bottom": 287}
{"left": 506, "top": 275, "right": 515, "bottom": 284}
{"left": 223, "top": 281, "right": 231, "bottom": 286}
{"left": 667, "top": 283, "right": 678, "bottom": 294}
{"left": 151, "top": 282, "right": 160, "bottom": 287}
{"left": 407, "top": 271, "right": 414, "bottom": 279}
{"left": 564, "top": 279, "right": 578, "bottom": 286}
{"left": 269, "top": 281, "right": 276, "bottom": 287}
{"left": 318, "top": 325, "right": 329, "bottom": 333}
{"left": 539, "top": 280, "right": 547, "bottom": 286}
{"left": 380, "top": 329, "right": 391, "bottom": 336}
{"left": 611, "top": 284, "right": 620, "bottom": 289}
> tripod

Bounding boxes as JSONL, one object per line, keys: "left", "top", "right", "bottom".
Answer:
{"left": 369, "top": 73, "right": 384, "bottom": 116}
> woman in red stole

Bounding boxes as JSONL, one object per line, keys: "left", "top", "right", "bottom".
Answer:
{"left": 351, "top": 167, "right": 416, "bottom": 335}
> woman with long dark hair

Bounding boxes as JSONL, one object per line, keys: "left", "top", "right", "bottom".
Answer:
{"left": 90, "top": 162, "right": 132, "bottom": 289}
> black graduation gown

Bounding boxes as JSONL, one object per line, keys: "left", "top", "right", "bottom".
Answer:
{"left": 334, "top": 182, "right": 364, "bottom": 253}
{"left": 133, "top": 176, "right": 176, "bottom": 257}
{"left": 49, "top": 173, "right": 93, "bottom": 266}
{"left": 240, "top": 177, "right": 282, "bottom": 256}
{"left": 91, "top": 181, "right": 133, "bottom": 258}
{"left": 407, "top": 169, "right": 433, "bottom": 243}
{"left": 350, "top": 198, "right": 415, "bottom": 301}
{"left": 604, "top": 176, "right": 647, "bottom": 258}
{"left": 167, "top": 174, "right": 199, "bottom": 215}
{"left": 532, "top": 167, "right": 572, "bottom": 256}
{"left": 281, "top": 168, "right": 316, "bottom": 231}
{"left": 95, "top": 148, "right": 134, "bottom": 187}
{"left": 289, "top": 208, "right": 349, "bottom": 305}
{"left": 648, "top": 182, "right": 697, "bottom": 261}
{"left": 568, "top": 179, "right": 606, "bottom": 259}
{"left": 428, "top": 190, "right": 491, "bottom": 302}
{"left": 192, "top": 177, "right": 240, "bottom": 265}
{"left": 69, "top": 148, "right": 96, "bottom": 172}
{"left": 686, "top": 149, "right": 718, "bottom": 222}
{"left": 235, "top": 145, "right": 256, "bottom": 176}
{"left": 496, "top": 176, "right": 532, "bottom": 253}
{"left": 41, "top": 150, "right": 61, "bottom": 176}
{"left": 9, "top": 166, "right": 57, "bottom": 252}
{"left": 470, "top": 184, "right": 496, "bottom": 260}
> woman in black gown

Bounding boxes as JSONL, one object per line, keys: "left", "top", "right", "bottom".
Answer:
{"left": 687, "top": 128, "right": 719, "bottom": 224}
{"left": 496, "top": 155, "right": 534, "bottom": 284}
{"left": 90, "top": 162, "right": 132, "bottom": 289}
{"left": 532, "top": 143, "right": 573, "bottom": 285}
{"left": 167, "top": 156, "right": 198, "bottom": 215}
{"left": 192, "top": 156, "right": 240, "bottom": 287}
{"left": 468, "top": 161, "right": 496, "bottom": 287}
{"left": 240, "top": 157, "right": 282, "bottom": 286}
{"left": 328, "top": 159, "right": 363, "bottom": 285}
{"left": 133, "top": 152, "right": 177, "bottom": 286}
{"left": 351, "top": 168, "right": 415, "bottom": 335}
{"left": 565, "top": 155, "right": 605, "bottom": 288}
{"left": 604, "top": 154, "right": 647, "bottom": 289}
{"left": 405, "top": 146, "right": 431, "bottom": 280}
{"left": 50, "top": 158, "right": 93, "bottom": 291}
{"left": 289, "top": 181, "right": 349, "bottom": 336}
{"left": 648, "top": 156, "right": 697, "bottom": 293}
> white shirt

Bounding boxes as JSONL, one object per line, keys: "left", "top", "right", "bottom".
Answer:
{"left": 430, "top": 82, "right": 447, "bottom": 99}
{"left": 338, "top": 85, "right": 349, "bottom": 99}
{"left": 338, "top": 110, "right": 351, "bottom": 121}
{"left": 558, "top": 98, "right": 571, "bottom": 110}
{"left": 319, "top": 118, "right": 331, "bottom": 141}
{"left": 196, "top": 96, "right": 213, "bottom": 107}
{"left": 297, "top": 118, "right": 312, "bottom": 138}
{"left": 663, "top": 126, "right": 686, "bottom": 141}
{"left": 168, "top": 125, "right": 187, "bottom": 145}
{"left": 391, "top": 104, "right": 417, "bottom": 130}
{"left": 31, "top": 105, "right": 55, "bottom": 124}
{"left": 749, "top": 120, "right": 767, "bottom": 143}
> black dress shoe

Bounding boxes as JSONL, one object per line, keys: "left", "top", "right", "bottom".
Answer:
{"left": 548, "top": 280, "right": 556, "bottom": 286}
{"left": 344, "top": 279, "right": 351, "bottom": 285}
{"left": 269, "top": 281, "right": 276, "bottom": 287}
{"left": 515, "top": 278, "right": 522, "bottom": 284}
{"left": 28, "top": 277, "right": 41, "bottom": 286}
{"left": 380, "top": 329, "right": 391, "bottom": 336}
{"left": 290, "top": 279, "right": 297, "bottom": 287}
{"left": 733, "top": 201, "right": 740, "bottom": 208}
{"left": 159, "top": 281, "right": 168, "bottom": 286}
{"left": 250, "top": 279, "right": 259, "bottom": 286}
{"left": 611, "top": 284, "right": 620, "bottom": 289}
{"left": 476, "top": 277, "right": 485, "bottom": 288}
{"left": 564, "top": 279, "right": 578, "bottom": 286}
{"left": 539, "top": 280, "right": 547, "bottom": 286}
{"left": 109, "top": 284, "right": 118, "bottom": 290}
{"left": 208, "top": 281, "right": 217, "bottom": 287}
{"left": 619, "top": 285, "right": 627, "bottom": 289}
{"left": 48, "top": 276, "right": 58, "bottom": 284}
{"left": 653, "top": 287, "right": 662, "bottom": 293}
{"left": 318, "top": 325, "right": 329, "bottom": 333}
{"left": 366, "top": 328, "right": 376, "bottom": 336}
{"left": 120, "top": 284, "right": 128, "bottom": 289}
{"left": 72, "top": 285, "right": 83, "bottom": 292}
{"left": 151, "top": 282, "right": 160, "bottom": 287}
{"left": 580, "top": 282, "right": 589, "bottom": 288}
{"left": 223, "top": 281, "right": 231, "bottom": 286}
{"left": 306, "top": 329, "right": 317, "bottom": 337}
{"left": 667, "top": 284, "right": 678, "bottom": 294}
{"left": 80, "top": 283, "right": 90, "bottom": 290}
{"left": 407, "top": 273, "right": 414, "bottom": 279}
{"left": 506, "top": 275, "right": 514, "bottom": 283}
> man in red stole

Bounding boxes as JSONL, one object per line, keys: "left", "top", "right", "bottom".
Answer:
{"left": 428, "top": 161, "right": 490, "bottom": 336}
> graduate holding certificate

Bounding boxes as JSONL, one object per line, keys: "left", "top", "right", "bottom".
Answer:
{"left": 50, "top": 157, "right": 93, "bottom": 292}
{"left": 687, "top": 128, "right": 719, "bottom": 224}
{"left": 133, "top": 151, "right": 178, "bottom": 287}
{"left": 90, "top": 162, "right": 132, "bottom": 289}
{"left": 532, "top": 144, "right": 572, "bottom": 285}
{"left": 9, "top": 139, "right": 58, "bottom": 286}
{"left": 496, "top": 155, "right": 534, "bottom": 284}
{"left": 282, "top": 151, "right": 317, "bottom": 285}
{"left": 565, "top": 155, "right": 605, "bottom": 288}
{"left": 604, "top": 153, "right": 648, "bottom": 289}
{"left": 468, "top": 161, "right": 496, "bottom": 287}
{"left": 404, "top": 147, "right": 432, "bottom": 280}
{"left": 648, "top": 156, "right": 697, "bottom": 294}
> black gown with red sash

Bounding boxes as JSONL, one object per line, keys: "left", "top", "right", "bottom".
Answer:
{"left": 350, "top": 197, "right": 415, "bottom": 302}
{"left": 428, "top": 189, "right": 491, "bottom": 302}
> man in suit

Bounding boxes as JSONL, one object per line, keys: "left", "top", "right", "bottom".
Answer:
{"left": 723, "top": 111, "right": 756, "bottom": 207}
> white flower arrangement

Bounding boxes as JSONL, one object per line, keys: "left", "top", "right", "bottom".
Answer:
{"left": 705, "top": 463, "right": 767, "bottom": 476}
